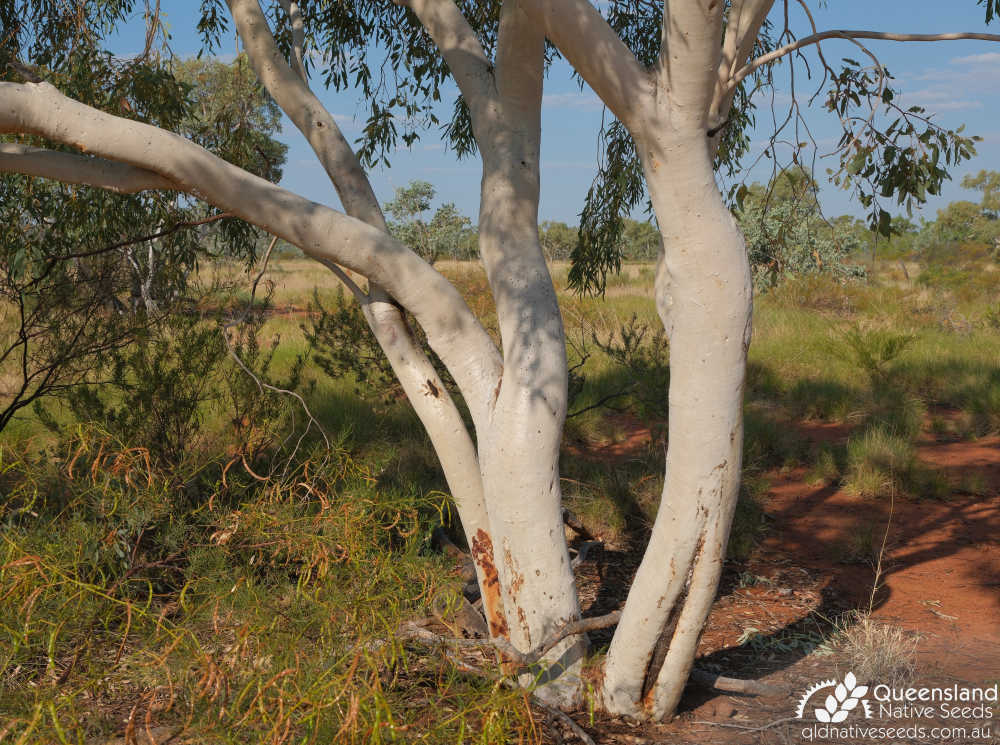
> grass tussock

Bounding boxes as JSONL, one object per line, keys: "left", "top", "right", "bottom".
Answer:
{"left": 834, "top": 612, "right": 919, "bottom": 687}
{"left": 843, "top": 425, "right": 949, "bottom": 499}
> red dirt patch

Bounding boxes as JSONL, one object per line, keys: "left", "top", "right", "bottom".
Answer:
{"left": 562, "top": 426, "right": 1000, "bottom": 743}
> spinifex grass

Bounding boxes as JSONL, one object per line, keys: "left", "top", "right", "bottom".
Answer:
{"left": 0, "top": 431, "right": 538, "bottom": 744}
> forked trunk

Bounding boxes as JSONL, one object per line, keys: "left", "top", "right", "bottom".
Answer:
{"left": 601, "top": 134, "right": 752, "bottom": 720}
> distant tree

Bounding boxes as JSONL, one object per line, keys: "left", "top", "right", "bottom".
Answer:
{"left": 385, "top": 180, "right": 475, "bottom": 262}
{"left": 935, "top": 200, "right": 986, "bottom": 242}
{"left": 922, "top": 197, "right": 1000, "bottom": 260}
{"left": 621, "top": 218, "right": 661, "bottom": 260}
{"left": 962, "top": 169, "right": 1000, "bottom": 218}
{"left": 738, "top": 172, "right": 864, "bottom": 289}
{"left": 539, "top": 220, "right": 576, "bottom": 260}
{"left": 769, "top": 164, "right": 820, "bottom": 205}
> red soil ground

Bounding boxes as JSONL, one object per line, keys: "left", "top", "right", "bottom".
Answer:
{"left": 561, "top": 421, "right": 1000, "bottom": 744}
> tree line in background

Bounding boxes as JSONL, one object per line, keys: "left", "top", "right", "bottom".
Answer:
{"left": 385, "top": 167, "right": 1000, "bottom": 281}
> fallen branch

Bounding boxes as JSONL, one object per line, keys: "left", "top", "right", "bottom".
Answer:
{"left": 688, "top": 669, "right": 785, "bottom": 697}
{"left": 399, "top": 610, "right": 623, "bottom": 668}
{"left": 535, "top": 701, "right": 596, "bottom": 745}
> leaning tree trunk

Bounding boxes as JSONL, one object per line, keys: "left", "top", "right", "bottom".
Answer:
{"left": 600, "top": 132, "right": 753, "bottom": 720}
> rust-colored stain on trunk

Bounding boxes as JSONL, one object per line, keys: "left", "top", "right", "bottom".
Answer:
{"left": 502, "top": 545, "right": 530, "bottom": 644}
{"left": 471, "top": 529, "right": 509, "bottom": 639}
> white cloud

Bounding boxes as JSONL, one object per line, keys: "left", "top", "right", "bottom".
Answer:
{"left": 893, "top": 53, "right": 1000, "bottom": 114}
{"left": 949, "top": 51, "right": 1000, "bottom": 66}
{"left": 904, "top": 88, "right": 984, "bottom": 112}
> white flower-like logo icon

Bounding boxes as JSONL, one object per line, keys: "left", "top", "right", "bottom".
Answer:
{"left": 796, "top": 672, "right": 872, "bottom": 722}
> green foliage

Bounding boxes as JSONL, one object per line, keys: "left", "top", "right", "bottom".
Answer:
{"left": 843, "top": 424, "right": 947, "bottom": 499}
{"left": 727, "top": 479, "right": 770, "bottom": 562}
{"left": 826, "top": 60, "right": 980, "bottom": 238}
{"left": 539, "top": 220, "right": 577, "bottom": 261}
{"left": 35, "top": 304, "right": 310, "bottom": 469}
{"left": 835, "top": 325, "right": 915, "bottom": 388}
{"left": 961, "top": 169, "right": 1000, "bottom": 217}
{"left": 37, "top": 315, "right": 226, "bottom": 466}
{"left": 738, "top": 174, "right": 867, "bottom": 290}
{"left": 385, "top": 180, "right": 477, "bottom": 262}
{"left": 0, "top": 50, "right": 288, "bottom": 433}
{"left": 541, "top": 218, "right": 658, "bottom": 263}
{"left": 591, "top": 314, "right": 670, "bottom": 420}
{"left": 570, "top": 120, "right": 645, "bottom": 295}
{"left": 306, "top": 289, "right": 398, "bottom": 399}
{"left": 173, "top": 54, "right": 288, "bottom": 185}
{"left": 305, "top": 288, "right": 456, "bottom": 406}
{"left": 0, "top": 435, "right": 533, "bottom": 743}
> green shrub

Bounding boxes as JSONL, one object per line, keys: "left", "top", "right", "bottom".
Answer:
{"left": 0, "top": 440, "right": 534, "bottom": 743}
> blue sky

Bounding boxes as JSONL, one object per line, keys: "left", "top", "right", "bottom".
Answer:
{"left": 117, "top": 1, "right": 1000, "bottom": 225}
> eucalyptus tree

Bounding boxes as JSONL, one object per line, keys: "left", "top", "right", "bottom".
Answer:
{"left": 1, "top": 0, "right": 998, "bottom": 721}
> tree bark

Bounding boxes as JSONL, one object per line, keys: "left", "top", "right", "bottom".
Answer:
{"left": 601, "top": 129, "right": 752, "bottom": 720}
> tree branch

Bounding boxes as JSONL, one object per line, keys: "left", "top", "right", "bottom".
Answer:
{"left": 493, "top": 0, "right": 544, "bottom": 119}
{"left": 403, "top": 0, "right": 496, "bottom": 120}
{"left": 711, "top": 0, "right": 775, "bottom": 128}
{"left": 731, "top": 29, "right": 1000, "bottom": 90}
{"left": 519, "top": 0, "right": 651, "bottom": 128}
{"left": 0, "top": 143, "right": 177, "bottom": 193}
{"left": 276, "top": 0, "right": 308, "bottom": 83}
{"left": 0, "top": 80, "right": 501, "bottom": 423}
{"left": 658, "top": 0, "right": 728, "bottom": 129}
{"left": 226, "top": 1, "right": 496, "bottom": 579}
{"left": 226, "top": 0, "right": 385, "bottom": 227}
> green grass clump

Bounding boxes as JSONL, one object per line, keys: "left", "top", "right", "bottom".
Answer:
{"left": 806, "top": 447, "right": 841, "bottom": 486}
{"left": 844, "top": 425, "right": 914, "bottom": 498}
{"left": 843, "top": 425, "right": 948, "bottom": 499}
{"left": 727, "top": 478, "right": 770, "bottom": 562}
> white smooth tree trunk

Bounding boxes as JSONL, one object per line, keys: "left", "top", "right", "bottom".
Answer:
{"left": 407, "top": 0, "right": 586, "bottom": 706}
{"left": 601, "top": 133, "right": 752, "bottom": 719}
{"left": 2, "top": 0, "right": 778, "bottom": 723}
{"left": 477, "top": 143, "right": 585, "bottom": 707}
